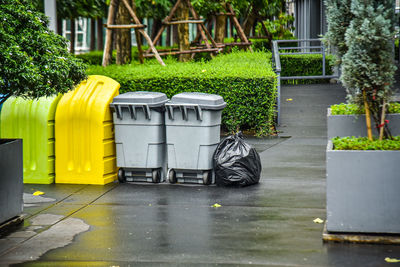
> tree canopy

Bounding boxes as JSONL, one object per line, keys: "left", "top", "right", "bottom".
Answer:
{"left": 0, "top": 0, "right": 87, "bottom": 99}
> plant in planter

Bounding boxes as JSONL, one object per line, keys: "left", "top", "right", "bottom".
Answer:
{"left": 327, "top": 103, "right": 400, "bottom": 139}
{"left": 340, "top": 0, "right": 396, "bottom": 141}
{"left": 324, "top": 0, "right": 399, "bottom": 234}
{"left": 0, "top": 1, "right": 86, "bottom": 224}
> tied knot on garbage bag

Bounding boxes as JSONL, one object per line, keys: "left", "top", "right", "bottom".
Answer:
{"left": 213, "top": 132, "right": 262, "bottom": 187}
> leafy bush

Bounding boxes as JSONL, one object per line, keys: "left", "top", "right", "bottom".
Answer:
{"left": 87, "top": 51, "right": 277, "bottom": 135}
{"left": 254, "top": 13, "right": 295, "bottom": 47}
{"left": 331, "top": 102, "right": 400, "bottom": 115}
{"left": 280, "top": 54, "right": 336, "bottom": 84}
{"left": 0, "top": 0, "right": 86, "bottom": 99}
{"left": 332, "top": 136, "right": 400, "bottom": 150}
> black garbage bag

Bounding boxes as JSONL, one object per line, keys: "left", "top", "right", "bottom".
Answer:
{"left": 213, "top": 132, "right": 262, "bottom": 186}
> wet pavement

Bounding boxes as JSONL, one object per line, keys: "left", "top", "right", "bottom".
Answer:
{"left": 1, "top": 83, "right": 400, "bottom": 266}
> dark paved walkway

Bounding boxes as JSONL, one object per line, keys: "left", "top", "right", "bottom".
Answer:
{"left": 1, "top": 83, "right": 400, "bottom": 266}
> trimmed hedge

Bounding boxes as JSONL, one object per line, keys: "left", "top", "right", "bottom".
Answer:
{"left": 280, "top": 54, "right": 336, "bottom": 84}
{"left": 87, "top": 52, "right": 277, "bottom": 135}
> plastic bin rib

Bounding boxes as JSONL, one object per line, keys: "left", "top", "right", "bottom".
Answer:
{"left": 55, "top": 75, "right": 120, "bottom": 185}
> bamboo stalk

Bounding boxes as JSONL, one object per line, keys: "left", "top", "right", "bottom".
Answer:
{"left": 121, "top": 0, "right": 165, "bottom": 66}
{"left": 363, "top": 90, "right": 373, "bottom": 141}
{"left": 102, "top": 0, "right": 118, "bottom": 66}
{"left": 105, "top": 24, "right": 146, "bottom": 29}
{"left": 146, "top": 0, "right": 182, "bottom": 53}
{"left": 164, "top": 20, "right": 203, "bottom": 25}
{"left": 135, "top": 29, "right": 144, "bottom": 64}
{"left": 143, "top": 47, "right": 220, "bottom": 57}
{"left": 379, "top": 100, "right": 386, "bottom": 141}
{"left": 226, "top": 3, "right": 253, "bottom": 52}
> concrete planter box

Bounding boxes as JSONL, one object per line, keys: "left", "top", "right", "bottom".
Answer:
{"left": 326, "top": 140, "right": 400, "bottom": 233}
{"left": 0, "top": 139, "right": 23, "bottom": 225}
{"left": 327, "top": 108, "right": 400, "bottom": 139}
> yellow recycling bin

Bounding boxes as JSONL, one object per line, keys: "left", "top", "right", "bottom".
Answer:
{"left": 55, "top": 75, "right": 120, "bottom": 185}
{"left": 0, "top": 95, "right": 62, "bottom": 184}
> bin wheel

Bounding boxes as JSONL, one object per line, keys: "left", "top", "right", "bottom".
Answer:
{"left": 118, "top": 169, "right": 126, "bottom": 183}
{"left": 152, "top": 169, "right": 161, "bottom": 183}
{"left": 203, "top": 170, "right": 212, "bottom": 185}
{"left": 169, "top": 169, "right": 177, "bottom": 184}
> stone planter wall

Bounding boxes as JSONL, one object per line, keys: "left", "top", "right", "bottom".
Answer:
{"left": 0, "top": 139, "right": 23, "bottom": 225}
{"left": 326, "top": 141, "right": 400, "bottom": 233}
{"left": 327, "top": 108, "right": 400, "bottom": 139}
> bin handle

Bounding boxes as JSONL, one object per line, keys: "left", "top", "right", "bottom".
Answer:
{"left": 143, "top": 104, "right": 151, "bottom": 120}
{"left": 128, "top": 105, "right": 136, "bottom": 120}
{"left": 167, "top": 105, "right": 174, "bottom": 120}
{"left": 195, "top": 105, "right": 203, "bottom": 121}
{"left": 129, "top": 104, "right": 151, "bottom": 120}
{"left": 182, "top": 106, "right": 188, "bottom": 121}
{"left": 112, "top": 103, "right": 151, "bottom": 120}
{"left": 166, "top": 104, "right": 202, "bottom": 121}
{"left": 116, "top": 105, "right": 122, "bottom": 120}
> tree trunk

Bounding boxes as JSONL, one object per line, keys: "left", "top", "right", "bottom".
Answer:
{"left": 230, "top": 18, "right": 234, "bottom": 38}
{"left": 90, "top": 18, "right": 96, "bottom": 51}
{"left": 379, "top": 100, "right": 386, "bottom": 140}
{"left": 207, "top": 16, "right": 214, "bottom": 36}
{"left": 166, "top": 25, "right": 171, "bottom": 46}
{"left": 215, "top": 14, "right": 226, "bottom": 43}
{"left": 243, "top": 6, "right": 258, "bottom": 37}
{"left": 363, "top": 90, "right": 373, "bottom": 141}
{"left": 116, "top": 0, "right": 131, "bottom": 65}
{"left": 70, "top": 18, "right": 76, "bottom": 54}
{"left": 97, "top": 18, "right": 104, "bottom": 50}
{"left": 151, "top": 18, "right": 162, "bottom": 46}
{"left": 176, "top": 0, "right": 190, "bottom": 62}
{"left": 57, "top": 17, "right": 62, "bottom": 35}
{"left": 173, "top": 25, "right": 178, "bottom": 45}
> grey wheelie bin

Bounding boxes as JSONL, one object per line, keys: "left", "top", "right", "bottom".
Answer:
{"left": 110, "top": 92, "right": 168, "bottom": 183}
{"left": 165, "top": 92, "right": 226, "bottom": 185}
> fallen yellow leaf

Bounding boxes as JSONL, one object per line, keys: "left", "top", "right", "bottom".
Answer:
{"left": 212, "top": 203, "right": 221, "bottom": 208}
{"left": 313, "top": 218, "right": 324, "bottom": 224}
{"left": 33, "top": 191, "right": 44, "bottom": 196}
{"left": 286, "top": 98, "right": 293, "bottom": 101}
{"left": 385, "top": 257, "right": 400, "bottom": 263}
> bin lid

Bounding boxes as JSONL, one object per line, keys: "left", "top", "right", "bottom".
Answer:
{"left": 111, "top": 91, "right": 168, "bottom": 107}
{"left": 168, "top": 92, "right": 226, "bottom": 110}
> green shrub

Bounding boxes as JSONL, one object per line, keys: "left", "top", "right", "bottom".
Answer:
{"left": 332, "top": 136, "right": 400, "bottom": 150}
{"left": 330, "top": 103, "right": 362, "bottom": 115}
{"left": 280, "top": 54, "right": 336, "bottom": 84}
{"left": 87, "top": 51, "right": 277, "bottom": 135}
{"left": 0, "top": 1, "right": 86, "bottom": 99}
{"left": 331, "top": 102, "right": 400, "bottom": 115}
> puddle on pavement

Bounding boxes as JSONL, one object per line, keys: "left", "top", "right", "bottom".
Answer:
{"left": 23, "top": 193, "right": 56, "bottom": 207}
{"left": 0, "top": 214, "right": 90, "bottom": 264}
